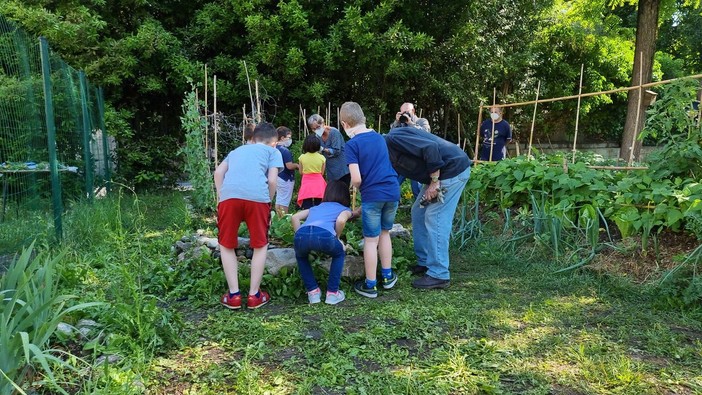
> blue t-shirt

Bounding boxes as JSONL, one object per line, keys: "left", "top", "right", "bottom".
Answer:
{"left": 479, "top": 119, "right": 512, "bottom": 161}
{"left": 219, "top": 143, "right": 283, "bottom": 203}
{"left": 299, "top": 202, "right": 351, "bottom": 237}
{"left": 276, "top": 145, "right": 295, "bottom": 182}
{"left": 345, "top": 131, "right": 400, "bottom": 202}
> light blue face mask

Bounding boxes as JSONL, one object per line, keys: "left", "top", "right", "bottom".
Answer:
{"left": 315, "top": 127, "right": 324, "bottom": 137}
{"left": 281, "top": 139, "right": 292, "bottom": 148}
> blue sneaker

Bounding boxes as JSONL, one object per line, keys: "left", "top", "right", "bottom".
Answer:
{"left": 325, "top": 290, "right": 346, "bottom": 305}
{"left": 307, "top": 288, "right": 321, "bottom": 304}
{"left": 382, "top": 272, "right": 398, "bottom": 289}
{"left": 354, "top": 280, "right": 378, "bottom": 298}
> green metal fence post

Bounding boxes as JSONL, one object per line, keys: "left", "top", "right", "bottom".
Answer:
{"left": 97, "top": 86, "right": 111, "bottom": 193}
{"left": 39, "top": 36, "right": 63, "bottom": 241}
{"left": 79, "top": 71, "right": 94, "bottom": 201}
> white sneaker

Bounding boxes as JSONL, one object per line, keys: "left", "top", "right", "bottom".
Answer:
{"left": 307, "top": 288, "right": 321, "bottom": 304}
{"left": 325, "top": 290, "right": 345, "bottom": 305}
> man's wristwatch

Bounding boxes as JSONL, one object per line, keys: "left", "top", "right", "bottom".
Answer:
{"left": 430, "top": 175, "right": 440, "bottom": 183}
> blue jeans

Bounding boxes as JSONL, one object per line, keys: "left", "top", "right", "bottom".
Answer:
{"left": 397, "top": 175, "right": 422, "bottom": 200}
{"left": 294, "top": 226, "right": 345, "bottom": 292}
{"left": 361, "top": 201, "right": 398, "bottom": 237}
{"left": 411, "top": 167, "right": 471, "bottom": 280}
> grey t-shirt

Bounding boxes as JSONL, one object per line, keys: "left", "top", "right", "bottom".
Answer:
{"left": 219, "top": 143, "right": 283, "bottom": 203}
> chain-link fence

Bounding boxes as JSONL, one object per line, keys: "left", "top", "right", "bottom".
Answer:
{"left": 0, "top": 15, "right": 110, "bottom": 253}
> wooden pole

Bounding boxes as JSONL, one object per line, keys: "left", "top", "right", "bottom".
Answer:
{"left": 213, "top": 75, "right": 218, "bottom": 167}
{"left": 378, "top": 114, "right": 381, "bottom": 133}
{"left": 527, "top": 81, "right": 541, "bottom": 159}
{"left": 488, "top": 88, "right": 497, "bottom": 162}
{"left": 473, "top": 105, "right": 483, "bottom": 162}
{"left": 629, "top": 52, "right": 644, "bottom": 166}
{"left": 317, "top": 105, "right": 320, "bottom": 116}
{"left": 419, "top": 108, "right": 423, "bottom": 118}
{"left": 572, "top": 64, "right": 584, "bottom": 164}
{"left": 337, "top": 107, "right": 340, "bottom": 129}
{"left": 255, "top": 80, "right": 261, "bottom": 124}
{"left": 242, "top": 104, "right": 246, "bottom": 142}
{"left": 327, "top": 102, "right": 331, "bottom": 125}
{"left": 484, "top": 73, "right": 702, "bottom": 109}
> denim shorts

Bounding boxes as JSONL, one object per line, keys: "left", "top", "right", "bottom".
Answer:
{"left": 361, "top": 201, "right": 398, "bottom": 237}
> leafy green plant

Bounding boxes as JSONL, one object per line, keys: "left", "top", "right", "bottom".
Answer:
{"left": 0, "top": 243, "right": 103, "bottom": 394}
{"left": 179, "top": 88, "right": 215, "bottom": 214}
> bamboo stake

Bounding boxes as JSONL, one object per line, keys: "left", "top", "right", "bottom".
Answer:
{"left": 204, "top": 65, "right": 209, "bottom": 161}
{"left": 317, "top": 105, "right": 320, "bottom": 116}
{"left": 327, "top": 102, "right": 331, "bottom": 125}
{"left": 527, "top": 81, "right": 541, "bottom": 159}
{"left": 255, "top": 80, "right": 261, "bottom": 124}
{"left": 352, "top": 187, "right": 357, "bottom": 211}
{"left": 337, "top": 107, "right": 340, "bottom": 129}
{"left": 473, "top": 105, "right": 483, "bottom": 162}
{"left": 242, "top": 105, "right": 246, "bottom": 142}
{"left": 214, "top": 75, "right": 218, "bottom": 167}
{"left": 485, "top": 73, "right": 702, "bottom": 109}
{"left": 457, "top": 113, "right": 461, "bottom": 145}
{"left": 572, "top": 64, "right": 584, "bottom": 164}
{"left": 298, "top": 104, "right": 302, "bottom": 140}
{"left": 419, "top": 108, "right": 422, "bottom": 118}
{"left": 378, "top": 114, "right": 381, "bottom": 133}
{"left": 488, "top": 88, "right": 497, "bottom": 162}
{"left": 629, "top": 52, "right": 644, "bottom": 166}
{"left": 243, "top": 61, "right": 255, "bottom": 123}
{"left": 303, "top": 109, "right": 308, "bottom": 133}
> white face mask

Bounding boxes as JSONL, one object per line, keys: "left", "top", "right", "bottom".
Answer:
{"left": 314, "top": 127, "right": 324, "bottom": 137}
{"left": 281, "top": 139, "right": 292, "bottom": 148}
{"left": 490, "top": 112, "right": 500, "bottom": 121}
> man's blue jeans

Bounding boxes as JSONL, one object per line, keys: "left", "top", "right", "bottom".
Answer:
{"left": 411, "top": 167, "right": 471, "bottom": 280}
{"left": 294, "top": 226, "right": 345, "bottom": 292}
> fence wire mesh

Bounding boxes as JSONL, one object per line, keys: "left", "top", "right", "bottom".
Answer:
{"left": 0, "top": 15, "right": 109, "bottom": 254}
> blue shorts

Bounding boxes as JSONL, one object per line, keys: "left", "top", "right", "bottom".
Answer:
{"left": 361, "top": 201, "right": 398, "bottom": 237}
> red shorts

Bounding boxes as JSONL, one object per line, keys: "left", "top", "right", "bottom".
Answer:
{"left": 217, "top": 199, "right": 271, "bottom": 249}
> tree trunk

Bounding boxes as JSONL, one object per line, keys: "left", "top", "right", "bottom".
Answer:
{"left": 619, "top": 0, "right": 660, "bottom": 161}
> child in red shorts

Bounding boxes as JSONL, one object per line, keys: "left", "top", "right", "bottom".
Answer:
{"left": 214, "top": 123, "right": 283, "bottom": 309}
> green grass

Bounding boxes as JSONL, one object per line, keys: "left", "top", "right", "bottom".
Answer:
{"left": 4, "top": 189, "right": 701, "bottom": 394}
{"left": 142, "top": 239, "right": 702, "bottom": 394}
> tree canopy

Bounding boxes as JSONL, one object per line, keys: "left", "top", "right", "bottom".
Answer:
{"left": 1, "top": 0, "right": 700, "bottom": 186}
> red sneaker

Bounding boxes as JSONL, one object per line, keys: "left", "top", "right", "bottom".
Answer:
{"left": 221, "top": 292, "right": 242, "bottom": 310}
{"left": 247, "top": 290, "right": 271, "bottom": 309}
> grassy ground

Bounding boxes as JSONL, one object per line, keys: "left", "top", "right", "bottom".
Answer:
{"left": 146, "top": 240, "right": 702, "bottom": 394}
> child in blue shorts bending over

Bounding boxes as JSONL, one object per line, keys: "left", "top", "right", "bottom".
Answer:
{"left": 214, "top": 123, "right": 283, "bottom": 310}
{"left": 341, "top": 101, "right": 401, "bottom": 298}
{"left": 291, "top": 181, "right": 357, "bottom": 305}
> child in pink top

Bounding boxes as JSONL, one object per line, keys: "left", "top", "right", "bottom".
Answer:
{"left": 297, "top": 134, "right": 327, "bottom": 209}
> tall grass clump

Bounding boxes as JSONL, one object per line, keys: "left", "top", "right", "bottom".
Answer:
{"left": 0, "top": 243, "right": 102, "bottom": 394}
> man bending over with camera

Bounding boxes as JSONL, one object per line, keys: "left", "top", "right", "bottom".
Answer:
{"left": 390, "top": 102, "right": 431, "bottom": 132}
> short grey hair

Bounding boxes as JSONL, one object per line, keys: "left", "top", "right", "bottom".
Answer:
{"left": 307, "top": 114, "right": 324, "bottom": 127}
{"left": 340, "top": 101, "right": 366, "bottom": 128}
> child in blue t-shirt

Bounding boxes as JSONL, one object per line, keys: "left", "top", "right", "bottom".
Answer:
{"left": 275, "top": 126, "right": 299, "bottom": 216}
{"left": 214, "top": 123, "right": 283, "bottom": 310}
{"left": 341, "top": 101, "right": 401, "bottom": 299}
{"left": 291, "top": 181, "right": 356, "bottom": 305}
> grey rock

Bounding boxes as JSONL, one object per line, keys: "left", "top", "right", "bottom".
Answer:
{"left": 77, "top": 319, "right": 99, "bottom": 329}
{"left": 389, "top": 223, "right": 411, "bottom": 239}
{"left": 320, "top": 254, "right": 365, "bottom": 279}
{"left": 237, "top": 237, "right": 250, "bottom": 248}
{"left": 96, "top": 354, "right": 122, "bottom": 366}
{"left": 79, "top": 327, "right": 92, "bottom": 338}
{"left": 206, "top": 238, "right": 219, "bottom": 249}
{"left": 56, "top": 322, "right": 75, "bottom": 337}
{"left": 177, "top": 252, "right": 186, "bottom": 263}
{"left": 265, "top": 248, "right": 298, "bottom": 275}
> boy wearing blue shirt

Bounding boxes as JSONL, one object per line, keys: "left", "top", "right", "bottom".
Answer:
{"left": 214, "top": 123, "right": 283, "bottom": 309}
{"left": 342, "top": 101, "right": 401, "bottom": 298}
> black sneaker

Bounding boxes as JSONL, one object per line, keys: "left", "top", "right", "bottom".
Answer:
{"left": 412, "top": 274, "right": 450, "bottom": 289}
{"left": 354, "top": 280, "right": 378, "bottom": 298}
{"left": 408, "top": 264, "right": 428, "bottom": 275}
{"left": 382, "top": 272, "right": 398, "bottom": 289}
